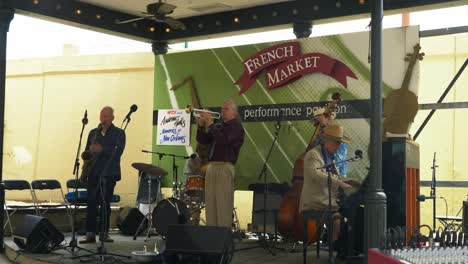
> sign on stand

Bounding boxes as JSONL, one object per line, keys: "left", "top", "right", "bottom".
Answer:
{"left": 156, "top": 109, "right": 191, "bottom": 146}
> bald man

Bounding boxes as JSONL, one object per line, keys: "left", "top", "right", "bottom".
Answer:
{"left": 80, "top": 106, "right": 126, "bottom": 244}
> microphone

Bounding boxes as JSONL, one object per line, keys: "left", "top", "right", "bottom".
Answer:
{"left": 124, "top": 104, "right": 138, "bottom": 121}
{"left": 82, "top": 110, "right": 88, "bottom": 125}
{"left": 354, "top": 149, "right": 363, "bottom": 159}
{"left": 275, "top": 113, "right": 282, "bottom": 130}
{"left": 416, "top": 194, "right": 437, "bottom": 202}
{"left": 184, "top": 153, "right": 197, "bottom": 159}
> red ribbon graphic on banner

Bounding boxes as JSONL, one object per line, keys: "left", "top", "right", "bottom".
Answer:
{"left": 235, "top": 42, "right": 357, "bottom": 95}
{"left": 235, "top": 42, "right": 300, "bottom": 94}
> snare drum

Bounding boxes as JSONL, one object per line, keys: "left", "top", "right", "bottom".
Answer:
{"left": 152, "top": 198, "right": 189, "bottom": 237}
{"left": 185, "top": 175, "right": 205, "bottom": 198}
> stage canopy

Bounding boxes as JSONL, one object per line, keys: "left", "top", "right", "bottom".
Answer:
{"left": 4, "top": 0, "right": 465, "bottom": 44}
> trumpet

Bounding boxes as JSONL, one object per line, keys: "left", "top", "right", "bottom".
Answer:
{"left": 185, "top": 105, "right": 222, "bottom": 119}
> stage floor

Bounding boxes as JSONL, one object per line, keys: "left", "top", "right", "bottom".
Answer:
{"left": 4, "top": 232, "right": 350, "bottom": 264}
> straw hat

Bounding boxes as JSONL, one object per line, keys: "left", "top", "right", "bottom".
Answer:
{"left": 313, "top": 107, "right": 336, "bottom": 120}
{"left": 322, "top": 124, "right": 351, "bottom": 144}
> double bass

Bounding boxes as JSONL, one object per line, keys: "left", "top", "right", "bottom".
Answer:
{"left": 277, "top": 93, "right": 342, "bottom": 243}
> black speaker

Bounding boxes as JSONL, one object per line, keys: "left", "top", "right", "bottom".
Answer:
{"left": 166, "top": 225, "right": 233, "bottom": 263}
{"left": 117, "top": 207, "right": 146, "bottom": 236}
{"left": 12, "top": 214, "right": 64, "bottom": 253}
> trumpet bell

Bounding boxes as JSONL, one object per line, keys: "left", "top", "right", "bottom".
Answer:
{"left": 185, "top": 105, "right": 192, "bottom": 114}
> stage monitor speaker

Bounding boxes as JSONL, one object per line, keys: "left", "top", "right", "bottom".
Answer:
{"left": 463, "top": 201, "right": 468, "bottom": 232}
{"left": 117, "top": 207, "right": 146, "bottom": 236}
{"left": 165, "top": 225, "right": 233, "bottom": 263}
{"left": 12, "top": 214, "right": 64, "bottom": 253}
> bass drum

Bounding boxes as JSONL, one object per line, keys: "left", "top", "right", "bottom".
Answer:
{"left": 152, "top": 198, "right": 189, "bottom": 237}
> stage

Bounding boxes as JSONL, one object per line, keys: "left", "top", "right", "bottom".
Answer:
{"left": 3, "top": 232, "right": 349, "bottom": 264}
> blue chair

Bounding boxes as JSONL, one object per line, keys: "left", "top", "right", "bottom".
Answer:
{"left": 3, "top": 180, "right": 38, "bottom": 234}
{"left": 65, "top": 179, "right": 121, "bottom": 205}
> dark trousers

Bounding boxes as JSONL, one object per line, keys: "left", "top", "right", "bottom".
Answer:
{"left": 86, "top": 175, "right": 116, "bottom": 234}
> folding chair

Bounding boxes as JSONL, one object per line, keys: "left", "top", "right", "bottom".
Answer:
{"left": 65, "top": 179, "right": 121, "bottom": 205}
{"left": 31, "top": 179, "right": 72, "bottom": 228}
{"left": 3, "top": 180, "right": 38, "bottom": 234}
{"left": 64, "top": 179, "right": 121, "bottom": 235}
{"left": 65, "top": 179, "right": 88, "bottom": 206}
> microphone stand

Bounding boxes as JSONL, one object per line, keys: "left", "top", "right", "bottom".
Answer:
{"left": 236, "top": 121, "right": 282, "bottom": 255}
{"left": 317, "top": 153, "right": 362, "bottom": 264}
{"left": 77, "top": 117, "right": 131, "bottom": 262}
{"left": 65, "top": 112, "right": 93, "bottom": 254}
{"left": 430, "top": 152, "right": 438, "bottom": 232}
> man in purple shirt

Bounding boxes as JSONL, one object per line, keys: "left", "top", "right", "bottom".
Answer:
{"left": 197, "top": 100, "right": 245, "bottom": 227}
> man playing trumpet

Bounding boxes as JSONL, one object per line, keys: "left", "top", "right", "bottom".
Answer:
{"left": 196, "top": 100, "right": 245, "bottom": 227}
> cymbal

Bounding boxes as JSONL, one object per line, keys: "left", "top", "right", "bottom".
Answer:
{"left": 132, "top": 163, "right": 168, "bottom": 176}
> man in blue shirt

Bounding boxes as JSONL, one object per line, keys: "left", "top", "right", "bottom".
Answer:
{"left": 80, "top": 106, "right": 126, "bottom": 244}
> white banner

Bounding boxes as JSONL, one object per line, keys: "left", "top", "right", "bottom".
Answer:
{"left": 156, "top": 109, "right": 191, "bottom": 146}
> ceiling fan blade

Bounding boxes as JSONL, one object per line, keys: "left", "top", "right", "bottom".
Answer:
{"left": 116, "top": 15, "right": 153, "bottom": 24}
{"left": 159, "top": 3, "right": 177, "bottom": 15}
{"left": 147, "top": 2, "right": 176, "bottom": 16}
{"left": 164, "top": 17, "right": 186, "bottom": 30}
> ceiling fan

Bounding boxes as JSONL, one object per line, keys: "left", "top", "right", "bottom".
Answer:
{"left": 116, "top": 0, "right": 186, "bottom": 31}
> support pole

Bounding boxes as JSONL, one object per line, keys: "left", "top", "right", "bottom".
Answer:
{"left": 364, "top": 0, "right": 387, "bottom": 259}
{"left": 0, "top": 2, "right": 14, "bottom": 253}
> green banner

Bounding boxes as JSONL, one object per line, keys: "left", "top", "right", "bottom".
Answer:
{"left": 153, "top": 27, "right": 419, "bottom": 190}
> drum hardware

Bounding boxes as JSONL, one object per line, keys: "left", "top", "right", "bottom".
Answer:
{"left": 185, "top": 174, "right": 205, "bottom": 202}
{"left": 141, "top": 150, "right": 194, "bottom": 200}
{"left": 138, "top": 150, "right": 204, "bottom": 238}
{"left": 152, "top": 198, "right": 189, "bottom": 237}
{"left": 131, "top": 163, "right": 168, "bottom": 241}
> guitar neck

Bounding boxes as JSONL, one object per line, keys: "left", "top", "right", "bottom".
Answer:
{"left": 401, "top": 59, "right": 417, "bottom": 91}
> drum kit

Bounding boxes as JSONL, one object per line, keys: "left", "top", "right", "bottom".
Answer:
{"left": 131, "top": 162, "right": 206, "bottom": 241}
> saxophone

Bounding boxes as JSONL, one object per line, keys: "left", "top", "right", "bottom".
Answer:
{"left": 79, "top": 124, "right": 101, "bottom": 183}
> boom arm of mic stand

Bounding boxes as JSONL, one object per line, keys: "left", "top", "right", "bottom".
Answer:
{"left": 316, "top": 155, "right": 362, "bottom": 170}
{"left": 142, "top": 150, "right": 191, "bottom": 159}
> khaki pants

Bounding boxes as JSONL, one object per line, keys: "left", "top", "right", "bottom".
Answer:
{"left": 205, "top": 162, "right": 235, "bottom": 227}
